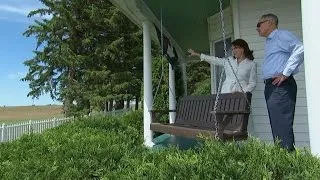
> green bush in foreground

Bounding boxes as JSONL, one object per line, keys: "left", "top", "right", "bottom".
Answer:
{"left": 0, "top": 110, "right": 319, "bottom": 179}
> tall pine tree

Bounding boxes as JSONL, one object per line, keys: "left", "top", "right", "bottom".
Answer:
{"left": 23, "top": 0, "right": 143, "bottom": 116}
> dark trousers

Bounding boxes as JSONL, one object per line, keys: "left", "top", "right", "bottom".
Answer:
{"left": 264, "top": 76, "right": 297, "bottom": 151}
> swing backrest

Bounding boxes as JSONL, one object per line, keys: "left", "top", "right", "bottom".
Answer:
{"left": 174, "top": 92, "right": 251, "bottom": 132}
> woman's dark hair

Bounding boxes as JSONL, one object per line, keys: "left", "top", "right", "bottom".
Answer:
{"left": 231, "top": 39, "right": 254, "bottom": 60}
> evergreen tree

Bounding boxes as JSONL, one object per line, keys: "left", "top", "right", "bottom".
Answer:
{"left": 186, "top": 61, "right": 211, "bottom": 95}
{"left": 22, "top": 0, "right": 143, "bottom": 115}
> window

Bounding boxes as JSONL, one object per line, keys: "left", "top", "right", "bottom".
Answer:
{"left": 212, "top": 37, "right": 232, "bottom": 92}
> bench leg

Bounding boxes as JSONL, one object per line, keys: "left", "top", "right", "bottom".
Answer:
{"left": 216, "top": 115, "right": 233, "bottom": 140}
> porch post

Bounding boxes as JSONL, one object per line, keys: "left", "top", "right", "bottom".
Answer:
{"left": 143, "top": 21, "right": 154, "bottom": 147}
{"left": 181, "top": 62, "right": 188, "bottom": 96}
{"left": 301, "top": 0, "right": 320, "bottom": 156}
{"left": 169, "top": 64, "right": 176, "bottom": 124}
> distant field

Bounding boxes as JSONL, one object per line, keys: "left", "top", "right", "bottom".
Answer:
{"left": 0, "top": 105, "right": 64, "bottom": 124}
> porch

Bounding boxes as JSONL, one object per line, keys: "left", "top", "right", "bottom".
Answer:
{"left": 110, "top": 0, "right": 320, "bottom": 155}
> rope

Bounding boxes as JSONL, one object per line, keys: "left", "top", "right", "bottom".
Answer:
{"left": 152, "top": 8, "right": 165, "bottom": 105}
{"left": 152, "top": 8, "right": 178, "bottom": 108}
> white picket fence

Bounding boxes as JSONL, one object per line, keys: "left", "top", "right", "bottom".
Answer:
{"left": 0, "top": 117, "right": 72, "bottom": 143}
{"left": 0, "top": 108, "right": 132, "bottom": 143}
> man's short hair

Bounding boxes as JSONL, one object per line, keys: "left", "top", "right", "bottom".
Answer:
{"left": 261, "top": 14, "right": 278, "bottom": 27}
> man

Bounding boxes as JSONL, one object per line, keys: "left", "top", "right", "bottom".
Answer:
{"left": 256, "top": 14, "right": 304, "bottom": 151}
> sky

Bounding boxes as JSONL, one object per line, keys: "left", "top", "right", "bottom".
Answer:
{"left": 0, "top": 0, "right": 59, "bottom": 106}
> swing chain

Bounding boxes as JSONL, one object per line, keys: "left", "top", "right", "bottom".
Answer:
{"left": 213, "top": 0, "right": 251, "bottom": 139}
{"left": 213, "top": 0, "right": 228, "bottom": 139}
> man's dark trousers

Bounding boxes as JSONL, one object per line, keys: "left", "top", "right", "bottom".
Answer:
{"left": 264, "top": 75, "right": 297, "bottom": 152}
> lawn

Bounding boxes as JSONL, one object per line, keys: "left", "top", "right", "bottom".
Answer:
{"left": 0, "top": 105, "right": 64, "bottom": 124}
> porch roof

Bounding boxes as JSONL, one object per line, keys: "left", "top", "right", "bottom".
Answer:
{"left": 110, "top": 0, "right": 230, "bottom": 59}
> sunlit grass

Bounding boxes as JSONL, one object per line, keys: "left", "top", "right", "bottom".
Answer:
{"left": 0, "top": 105, "right": 64, "bottom": 124}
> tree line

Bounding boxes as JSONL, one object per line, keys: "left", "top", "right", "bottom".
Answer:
{"left": 22, "top": 0, "right": 210, "bottom": 116}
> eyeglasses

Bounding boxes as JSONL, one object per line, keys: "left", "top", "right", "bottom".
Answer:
{"left": 256, "top": 20, "right": 269, "bottom": 28}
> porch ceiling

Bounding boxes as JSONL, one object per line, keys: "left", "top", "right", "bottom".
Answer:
{"left": 143, "top": 0, "right": 230, "bottom": 54}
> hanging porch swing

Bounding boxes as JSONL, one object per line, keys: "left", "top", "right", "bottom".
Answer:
{"left": 150, "top": 0, "right": 252, "bottom": 141}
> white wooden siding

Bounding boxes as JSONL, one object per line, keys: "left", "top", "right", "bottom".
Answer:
{"left": 207, "top": 0, "right": 308, "bottom": 148}
{"left": 237, "top": 0, "right": 309, "bottom": 147}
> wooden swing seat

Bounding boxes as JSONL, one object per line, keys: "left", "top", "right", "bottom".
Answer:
{"left": 150, "top": 92, "right": 252, "bottom": 141}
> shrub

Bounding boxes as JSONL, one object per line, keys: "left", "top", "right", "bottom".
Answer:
{"left": 191, "top": 78, "right": 211, "bottom": 95}
{"left": 0, "top": 111, "right": 319, "bottom": 179}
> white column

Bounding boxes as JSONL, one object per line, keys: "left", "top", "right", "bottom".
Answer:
{"left": 169, "top": 64, "right": 176, "bottom": 124}
{"left": 181, "top": 62, "right": 188, "bottom": 96}
{"left": 143, "top": 21, "right": 154, "bottom": 147}
{"left": 301, "top": 0, "right": 320, "bottom": 156}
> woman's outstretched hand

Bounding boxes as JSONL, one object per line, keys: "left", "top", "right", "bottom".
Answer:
{"left": 187, "top": 49, "right": 200, "bottom": 57}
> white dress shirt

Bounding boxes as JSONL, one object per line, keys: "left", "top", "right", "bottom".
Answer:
{"left": 200, "top": 54, "right": 257, "bottom": 93}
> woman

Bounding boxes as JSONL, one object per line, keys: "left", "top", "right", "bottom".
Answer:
{"left": 188, "top": 39, "right": 257, "bottom": 93}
